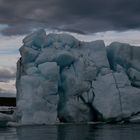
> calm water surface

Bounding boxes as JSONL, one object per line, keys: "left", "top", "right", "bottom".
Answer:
{"left": 0, "top": 124, "right": 140, "bottom": 140}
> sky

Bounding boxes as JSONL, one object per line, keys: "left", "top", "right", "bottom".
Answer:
{"left": 0, "top": 0, "right": 140, "bottom": 94}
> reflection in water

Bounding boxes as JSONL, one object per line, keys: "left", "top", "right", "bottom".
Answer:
{"left": 17, "top": 125, "right": 58, "bottom": 140}
{"left": 57, "top": 124, "right": 96, "bottom": 140}
{"left": 17, "top": 124, "right": 95, "bottom": 140}
{"left": 1, "top": 124, "right": 140, "bottom": 140}
{"left": 16, "top": 124, "right": 140, "bottom": 140}
{"left": 0, "top": 127, "right": 17, "bottom": 140}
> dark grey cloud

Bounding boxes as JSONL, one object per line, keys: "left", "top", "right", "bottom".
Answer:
{"left": 0, "top": 68, "right": 16, "bottom": 82}
{"left": 0, "top": 0, "right": 140, "bottom": 35}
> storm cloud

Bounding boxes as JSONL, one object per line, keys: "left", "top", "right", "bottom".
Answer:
{"left": 0, "top": 68, "right": 16, "bottom": 82}
{"left": 0, "top": 0, "right": 140, "bottom": 35}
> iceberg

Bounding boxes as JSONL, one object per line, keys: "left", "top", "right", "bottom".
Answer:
{"left": 16, "top": 29, "right": 140, "bottom": 125}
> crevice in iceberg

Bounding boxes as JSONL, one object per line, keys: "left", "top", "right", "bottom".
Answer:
{"left": 111, "top": 72, "right": 123, "bottom": 116}
{"left": 79, "top": 95, "right": 103, "bottom": 121}
{"left": 106, "top": 46, "right": 115, "bottom": 71}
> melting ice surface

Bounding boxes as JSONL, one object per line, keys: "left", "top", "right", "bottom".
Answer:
{"left": 0, "top": 124, "right": 140, "bottom": 140}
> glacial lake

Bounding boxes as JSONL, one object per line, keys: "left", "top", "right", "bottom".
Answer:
{"left": 0, "top": 124, "right": 140, "bottom": 140}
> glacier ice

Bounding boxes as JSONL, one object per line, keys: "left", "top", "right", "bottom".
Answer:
{"left": 107, "top": 42, "right": 140, "bottom": 87}
{"left": 16, "top": 29, "right": 140, "bottom": 125}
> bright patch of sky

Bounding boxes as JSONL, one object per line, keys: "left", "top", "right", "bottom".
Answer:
{"left": 0, "top": 80, "right": 16, "bottom": 94}
{"left": 0, "top": 35, "right": 23, "bottom": 67}
{"left": 0, "top": 24, "right": 8, "bottom": 30}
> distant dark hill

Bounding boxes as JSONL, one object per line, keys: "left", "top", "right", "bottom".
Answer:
{"left": 0, "top": 92, "right": 16, "bottom": 106}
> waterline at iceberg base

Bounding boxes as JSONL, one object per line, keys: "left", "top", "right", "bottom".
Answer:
{"left": 16, "top": 29, "right": 140, "bottom": 125}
